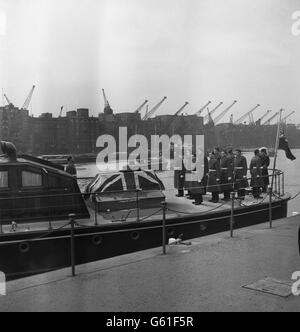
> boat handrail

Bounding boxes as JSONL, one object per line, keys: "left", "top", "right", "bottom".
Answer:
{"left": 0, "top": 169, "right": 285, "bottom": 201}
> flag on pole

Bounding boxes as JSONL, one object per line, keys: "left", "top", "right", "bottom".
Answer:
{"left": 278, "top": 130, "right": 296, "bottom": 161}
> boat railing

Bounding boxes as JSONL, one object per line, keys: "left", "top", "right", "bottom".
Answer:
{"left": 0, "top": 168, "right": 286, "bottom": 232}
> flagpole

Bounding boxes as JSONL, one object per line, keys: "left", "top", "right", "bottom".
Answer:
{"left": 271, "top": 109, "right": 283, "bottom": 190}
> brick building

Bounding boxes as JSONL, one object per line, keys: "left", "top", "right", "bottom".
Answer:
{"left": 0, "top": 104, "right": 205, "bottom": 155}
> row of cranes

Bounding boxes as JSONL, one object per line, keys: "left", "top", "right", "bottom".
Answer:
{"left": 130, "top": 96, "right": 238, "bottom": 125}
{"left": 2, "top": 85, "right": 36, "bottom": 111}
{"left": 61, "top": 88, "right": 296, "bottom": 125}
{"left": 130, "top": 94, "right": 295, "bottom": 126}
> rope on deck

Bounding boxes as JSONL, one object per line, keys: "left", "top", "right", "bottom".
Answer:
{"left": 139, "top": 208, "right": 163, "bottom": 222}
{"left": 16, "top": 221, "right": 72, "bottom": 243}
{"left": 167, "top": 202, "right": 227, "bottom": 216}
{"left": 290, "top": 191, "right": 300, "bottom": 201}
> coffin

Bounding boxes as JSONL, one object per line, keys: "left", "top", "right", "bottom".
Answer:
{"left": 85, "top": 170, "right": 165, "bottom": 212}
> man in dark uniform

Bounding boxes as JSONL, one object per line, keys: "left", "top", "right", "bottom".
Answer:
{"left": 213, "top": 147, "right": 221, "bottom": 162}
{"left": 233, "top": 149, "right": 248, "bottom": 200}
{"left": 207, "top": 152, "right": 221, "bottom": 203}
{"left": 220, "top": 150, "right": 231, "bottom": 201}
{"left": 260, "top": 148, "right": 270, "bottom": 193}
{"left": 227, "top": 149, "right": 235, "bottom": 193}
{"left": 198, "top": 155, "right": 209, "bottom": 203}
{"left": 185, "top": 155, "right": 209, "bottom": 205}
{"left": 250, "top": 149, "right": 263, "bottom": 199}
{"left": 66, "top": 156, "right": 77, "bottom": 177}
{"left": 174, "top": 156, "right": 186, "bottom": 197}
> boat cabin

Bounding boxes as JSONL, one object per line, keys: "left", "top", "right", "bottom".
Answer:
{"left": 0, "top": 141, "right": 89, "bottom": 224}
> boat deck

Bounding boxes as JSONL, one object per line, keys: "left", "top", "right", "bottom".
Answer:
{"left": 0, "top": 188, "right": 289, "bottom": 235}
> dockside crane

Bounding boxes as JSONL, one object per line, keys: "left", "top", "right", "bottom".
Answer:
{"left": 173, "top": 102, "right": 189, "bottom": 117}
{"left": 234, "top": 104, "right": 260, "bottom": 125}
{"left": 134, "top": 100, "right": 148, "bottom": 114}
{"left": 59, "top": 106, "right": 64, "bottom": 117}
{"left": 3, "top": 93, "right": 14, "bottom": 107}
{"left": 142, "top": 96, "right": 167, "bottom": 120}
{"left": 21, "top": 85, "right": 35, "bottom": 110}
{"left": 102, "top": 88, "right": 114, "bottom": 114}
{"left": 194, "top": 101, "right": 212, "bottom": 116}
{"left": 203, "top": 102, "right": 223, "bottom": 123}
{"left": 263, "top": 111, "right": 279, "bottom": 125}
{"left": 282, "top": 111, "right": 295, "bottom": 123}
{"left": 255, "top": 110, "right": 272, "bottom": 125}
{"left": 214, "top": 100, "right": 238, "bottom": 124}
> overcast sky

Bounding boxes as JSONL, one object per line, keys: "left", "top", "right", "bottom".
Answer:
{"left": 0, "top": 0, "right": 299, "bottom": 123}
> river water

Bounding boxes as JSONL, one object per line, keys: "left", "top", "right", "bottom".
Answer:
{"left": 77, "top": 149, "right": 300, "bottom": 217}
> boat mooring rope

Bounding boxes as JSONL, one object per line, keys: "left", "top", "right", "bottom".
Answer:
{"left": 167, "top": 202, "right": 227, "bottom": 216}
{"left": 289, "top": 191, "right": 300, "bottom": 201}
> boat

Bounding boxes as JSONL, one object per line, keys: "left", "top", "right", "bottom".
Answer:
{"left": 0, "top": 141, "right": 290, "bottom": 280}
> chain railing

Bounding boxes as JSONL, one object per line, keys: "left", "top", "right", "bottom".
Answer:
{"left": 0, "top": 168, "right": 292, "bottom": 278}
{"left": 0, "top": 169, "right": 287, "bottom": 232}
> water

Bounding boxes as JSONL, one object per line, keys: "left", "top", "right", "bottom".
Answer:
{"left": 77, "top": 149, "right": 300, "bottom": 217}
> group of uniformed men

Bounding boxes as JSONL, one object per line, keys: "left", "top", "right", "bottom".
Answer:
{"left": 174, "top": 147, "right": 270, "bottom": 205}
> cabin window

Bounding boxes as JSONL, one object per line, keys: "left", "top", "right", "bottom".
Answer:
{"left": 22, "top": 171, "right": 42, "bottom": 187}
{"left": 0, "top": 171, "right": 8, "bottom": 188}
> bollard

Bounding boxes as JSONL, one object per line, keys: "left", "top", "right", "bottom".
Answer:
{"left": 162, "top": 201, "right": 167, "bottom": 255}
{"left": 268, "top": 186, "right": 273, "bottom": 229}
{"left": 230, "top": 192, "right": 235, "bottom": 238}
{"left": 69, "top": 213, "right": 76, "bottom": 277}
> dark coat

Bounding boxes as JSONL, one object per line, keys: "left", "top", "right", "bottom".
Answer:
{"left": 174, "top": 161, "right": 186, "bottom": 189}
{"left": 220, "top": 155, "right": 233, "bottom": 192}
{"left": 185, "top": 157, "right": 208, "bottom": 195}
{"left": 250, "top": 155, "right": 263, "bottom": 188}
{"left": 227, "top": 154, "right": 235, "bottom": 179}
{"left": 66, "top": 164, "right": 77, "bottom": 176}
{"left": 207, "top": 157, "right": 221, "bottom": 193}
{"left": 234, "top": 155, "right": 249, "bottom": 189}
{"left": 260, "top": 154, "right": 270, "bottom": 186}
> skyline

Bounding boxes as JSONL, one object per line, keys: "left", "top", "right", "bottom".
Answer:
{"left": 0, "top": 0, "right": 300, "bottom": 123}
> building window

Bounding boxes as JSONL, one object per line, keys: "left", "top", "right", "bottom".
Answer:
{"left": 22, "top": 171, "right": 42, "bottom": 187}
{"left": 0, "top": 171, "right": 8, "bottom": 188}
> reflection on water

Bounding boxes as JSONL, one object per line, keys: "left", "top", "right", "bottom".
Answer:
{"left": 77, "top": 149, "right": 300, "bottom": 217}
